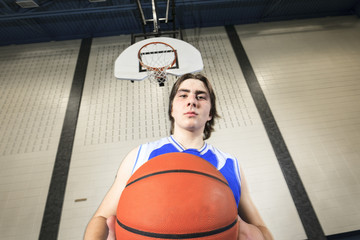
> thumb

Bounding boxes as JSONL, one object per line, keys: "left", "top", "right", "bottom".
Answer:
{"left": 237, "top": 216, "right": 241, "bottom": 240}
{"left": 106, "top": 215, "right": 117, "bottom": 240}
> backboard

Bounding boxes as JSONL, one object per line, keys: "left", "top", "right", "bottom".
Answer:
{"left": 114, "top": 37, "right": 203, "bottom": 81}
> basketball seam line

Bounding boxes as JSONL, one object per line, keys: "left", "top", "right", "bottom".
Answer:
{"left": 126, "top": 169, "right": 229, "bottom": 188}
{"left": 116, "top": 218, "right": 238, "bottom": 239}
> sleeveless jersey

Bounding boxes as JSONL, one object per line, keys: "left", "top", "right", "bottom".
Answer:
{"left": 132, "top": 136, "right": 241, "bottom": 207}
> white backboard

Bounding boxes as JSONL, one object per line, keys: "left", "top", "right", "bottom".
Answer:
{"left": 114, "top": 37, "right": 203, "bottom": 81}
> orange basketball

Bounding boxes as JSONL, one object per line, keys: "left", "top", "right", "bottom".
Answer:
{"left": 116, "top": 152, "right": 239, "bottom": 240}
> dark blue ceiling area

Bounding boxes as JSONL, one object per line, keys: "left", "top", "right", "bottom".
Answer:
{"left": 1, "top": 0, "right": 360, "bottom": 46}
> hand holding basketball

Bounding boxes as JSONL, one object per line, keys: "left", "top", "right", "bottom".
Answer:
{"left": 237, "top": 215, "right": 266, "bottom": 240}
{"left": 106, "top": 215, "right": 116, "bottom": 240}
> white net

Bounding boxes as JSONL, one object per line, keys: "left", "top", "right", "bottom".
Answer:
{"left": 146, "top": 69, "right": 168, "bottom": 85}
{"left": 138, "top": 42, "right": 176, "bottom": 85}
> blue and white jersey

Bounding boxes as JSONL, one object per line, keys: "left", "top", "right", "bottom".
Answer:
{"left": 132, "top": 136, "right": 241, "bottom": 207}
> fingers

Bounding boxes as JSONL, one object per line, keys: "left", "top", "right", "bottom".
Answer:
{"left": 237, "top": 216, "right": 240, "bottom": 240}
{"left": 106, "top": 215, "right": 116, "bottom": 240}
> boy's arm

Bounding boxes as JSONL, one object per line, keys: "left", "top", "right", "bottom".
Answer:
{"left": 237, "top": 166, "right": 274, "bottom": 240}
{"left": 84, "top": 146, "right": 139, "bottom": 240}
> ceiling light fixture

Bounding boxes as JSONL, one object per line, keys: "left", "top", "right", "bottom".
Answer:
{"left": 16, "top": 0, "right": 39, "bottom": 8}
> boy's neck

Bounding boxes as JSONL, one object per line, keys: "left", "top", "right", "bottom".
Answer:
{"left": 172, "top": 130, "right": 205, "bottom": 150}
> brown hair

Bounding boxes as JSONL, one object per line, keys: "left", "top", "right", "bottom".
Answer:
{"left": 168, "top": 73, "right": 220, "bottom": 140}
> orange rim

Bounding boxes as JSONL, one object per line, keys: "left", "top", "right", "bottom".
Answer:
{"left": 138, "top": 41, "right": 177, "bottom": 71}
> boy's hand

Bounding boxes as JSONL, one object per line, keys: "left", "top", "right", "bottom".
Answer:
{"left": 106, "top": 215, "right": 116, "bottom": 240}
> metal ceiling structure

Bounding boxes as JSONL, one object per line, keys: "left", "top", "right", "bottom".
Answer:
{"left": 0, "top": 0, "right": 360, "bottom": 46}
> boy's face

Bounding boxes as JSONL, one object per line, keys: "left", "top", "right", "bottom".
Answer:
{"left": 171, "top": 79, "right": 212, "bottom": 134}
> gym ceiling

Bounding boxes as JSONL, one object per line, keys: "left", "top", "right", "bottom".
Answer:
{"left": 1, "top": 0, "right": 359, "bottom": 46}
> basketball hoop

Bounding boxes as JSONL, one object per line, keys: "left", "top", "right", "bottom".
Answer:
{"left": 115, "top": 37, "right": 204, "bottom": 83}
{"left": 138, "top": 42, "right": 177, "bottom": 85}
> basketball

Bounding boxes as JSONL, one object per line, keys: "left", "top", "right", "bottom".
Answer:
{"left": 116, "top": 152, "right": 239, "bottom": 239}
